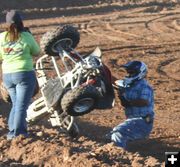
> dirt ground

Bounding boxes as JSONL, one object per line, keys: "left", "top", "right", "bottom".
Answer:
{"left": 0, "top": 0, "right": 180, "bottom": 166}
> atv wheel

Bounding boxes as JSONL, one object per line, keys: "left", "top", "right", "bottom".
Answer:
{"left": 40, "top": 25, "right": 80, "bottom": 56}
{"left": 68, "top": 122, "right": 79, "bottom": 138}
{"left": 61, "top": 85, "right": 99, "bottom": 116}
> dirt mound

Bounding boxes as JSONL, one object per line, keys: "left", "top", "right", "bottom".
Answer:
{"left": 0, "top": 134, "right": 163, "bottom": 167}
{"left": 0, "top": 0, "right": 180, "bottom": 166}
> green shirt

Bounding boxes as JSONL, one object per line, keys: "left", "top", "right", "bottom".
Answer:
{"left": 0, "top": 31, "right": 40, "bottom": 73}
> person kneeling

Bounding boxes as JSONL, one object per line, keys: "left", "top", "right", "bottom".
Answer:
{"left": 106, "top": 60, "right": 154, "bottom": 149}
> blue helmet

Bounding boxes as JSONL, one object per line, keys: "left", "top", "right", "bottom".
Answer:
{"left": 121, "top": 60, "right": 148, "bottom": 85}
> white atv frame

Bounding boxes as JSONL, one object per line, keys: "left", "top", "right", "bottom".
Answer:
{"left": 26, "top": 25, "right": 115, "bottom": 137}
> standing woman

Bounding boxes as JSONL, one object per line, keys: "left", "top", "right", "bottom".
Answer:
{"left": 0, "top": 10, "right": 40, "bottom": 140}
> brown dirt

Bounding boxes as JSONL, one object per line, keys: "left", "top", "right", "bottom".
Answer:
{"left": 0, "top": 0, "right": 180, "bottom": 166}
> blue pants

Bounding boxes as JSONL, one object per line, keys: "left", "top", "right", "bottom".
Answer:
{"left": 108, "top": 117, "right": 153, "bottom": 149}
{"left": 3, "top": 71, "right": 36, "bottom": 139}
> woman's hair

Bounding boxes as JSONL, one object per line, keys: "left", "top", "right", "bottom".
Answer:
{"left": 5, "top": 21, "right": 24, "bottom": 43}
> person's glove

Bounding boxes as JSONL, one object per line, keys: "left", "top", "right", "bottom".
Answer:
{"left": 118, "top": 95, "right": 131, "bottom": 108}
{"left": 117, "top": 87, "right": 125, "bottom": 98}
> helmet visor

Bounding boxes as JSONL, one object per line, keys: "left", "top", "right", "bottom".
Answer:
{"left": 126, "top": 69, "right": 139, "bottom": 77}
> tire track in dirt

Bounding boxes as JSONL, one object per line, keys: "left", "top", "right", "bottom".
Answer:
{"left": 145, "top": 12, "right": 180, "bottom": 41}
{"left": 171, "top": 19, "right": 180, "bottom": 30}
{"left": 157, "top": 58, "right": 180, "bottom": 81}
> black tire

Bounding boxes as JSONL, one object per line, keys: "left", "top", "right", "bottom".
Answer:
{"left": 40, "top": 25, "right": 80, "bottom": 56}
{"left": 61, "top": 85, "right": 100, "bottom": 116}
{"left": 68, "top": 122, "right": 79, "bottom": 139}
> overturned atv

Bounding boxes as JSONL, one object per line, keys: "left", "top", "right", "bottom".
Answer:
{"left": 1, "top": 25, "right": 115, "bottom": 138}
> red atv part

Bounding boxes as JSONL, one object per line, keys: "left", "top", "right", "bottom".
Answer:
{"left": 103, "top": 64, "right": 112, "bottom": 85}
{"left": 81, "top": 79, "right": 96, "bottom": 86}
